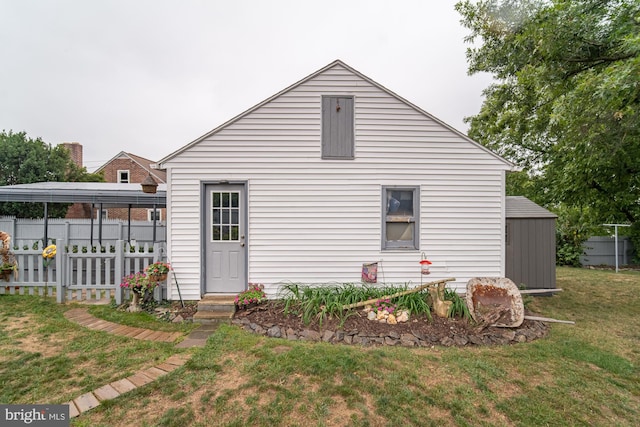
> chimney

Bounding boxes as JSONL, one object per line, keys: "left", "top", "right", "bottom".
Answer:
{"left": 61, "top": 142, "right": 83, "bottom": 167}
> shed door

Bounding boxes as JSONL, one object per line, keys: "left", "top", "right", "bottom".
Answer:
{"left": 205, "top": 184, "right": 246, "bottom": 293}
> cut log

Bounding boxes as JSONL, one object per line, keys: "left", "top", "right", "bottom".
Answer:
{"left": 519, "top": 289, "right": 563, "bottom": 295}
{"left": 524, "top": 315, "right": 575, "bottom": 325}
{"left": 341, "top": 278, "right": 455, "bottom": 310}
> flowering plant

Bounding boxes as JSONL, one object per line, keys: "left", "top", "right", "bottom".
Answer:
{"left": 235, "top": 283, "right": 267, "bottom": 309}
{"left": 120, "top": 272, "right": 158, "bottom": 294}
{"left": 145, "top": 261, "right": 172, "bottom": 276}
{"left": 373, "top": 298, "right": 396, "bottom": 314}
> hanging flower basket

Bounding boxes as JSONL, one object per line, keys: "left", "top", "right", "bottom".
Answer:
{"left": 148, "top": 272, "right": 168, "bottom": 282}
{"left": 144, "top": 262, "right": 172, "bottom": 282}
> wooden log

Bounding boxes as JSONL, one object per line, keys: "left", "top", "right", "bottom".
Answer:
{"left": 519, "top": 289, "right": 563, "bottom": 295}
{"left": 524, "top": 315, "right": 575, "bottom": 325}
{"left": 341, "top": 277, "right": 456, "bottom": 310}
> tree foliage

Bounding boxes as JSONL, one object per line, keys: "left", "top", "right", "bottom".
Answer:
{"left": 456, "top": 0, "right": 640, "bottom": 229}
{"left": 0, "top": 130, "right": 104, "bottom": 218}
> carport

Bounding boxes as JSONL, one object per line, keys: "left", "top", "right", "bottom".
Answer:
{"left": 0, "top": 182, "right": 166, "bottom": 244}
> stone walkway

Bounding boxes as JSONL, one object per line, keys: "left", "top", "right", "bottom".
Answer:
{"left": 63, "top": 308, "right": 216, "bottom": 418}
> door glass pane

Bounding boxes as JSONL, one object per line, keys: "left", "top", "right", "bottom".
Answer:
{"left": 386, "top": 190, "right": 414, "bottom": 216}
{"left": 211, "top": 191, "right": 241, "bottom": 241}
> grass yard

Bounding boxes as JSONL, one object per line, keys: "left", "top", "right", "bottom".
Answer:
{"left": 1, "top": 267, "right": 639, "bottom": 426}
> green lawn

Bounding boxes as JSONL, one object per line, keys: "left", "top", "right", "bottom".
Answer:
{"left": 1, "top": 267, "right": 639, "bottom": 426}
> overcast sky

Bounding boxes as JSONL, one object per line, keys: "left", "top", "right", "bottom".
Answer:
{"left": 0, "top": 0, "right": 493, "bottom": 172}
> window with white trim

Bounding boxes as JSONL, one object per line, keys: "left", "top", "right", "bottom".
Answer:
{"left": 117, "top": 170, "right": 130, "bottom": 183}
{"left": 147, "top": 209, "right": 162, "bottom": 222}
{"left": 382, "top": 186, "right": 419, "bottom": 250}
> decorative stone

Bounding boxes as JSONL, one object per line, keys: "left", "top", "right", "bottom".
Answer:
{"left": 267, "top": 326, "right": 281, "bottom": 338}
{"left": 376, "top": 311, "right": 386, "bottom": 320}
{"left": 322, "top": 330, "right": 335, "bottom": 342}
{"left": 396, "top": 311, "right": 409, "bottom": 323}
{"left": 300, "top": 329, "right": 321, "bottom": 341}
{"left": 367, "top": 311, "right": 377, "bottom": 321}
{"left": 387, "top": 314, "right": 397, "bottom": 325}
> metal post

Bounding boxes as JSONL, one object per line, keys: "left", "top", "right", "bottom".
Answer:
{"left": 602, "top": 224, "right": 631, "bottom": 273}
{"left": 98, "top": 203, "right": 103, "bottom": 245}
{"left": 152, "top": 204, "right": 157, "bottom": 244}
{"left": 43, "top": 202, "right": 48, "bottom": 247}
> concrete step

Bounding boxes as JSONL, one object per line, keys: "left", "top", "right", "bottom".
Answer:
{"left": 197, "top": 295, "right": 237, "bottom": 313}
{"left": 192, "top": 310, "right": 234, "bottom": 326}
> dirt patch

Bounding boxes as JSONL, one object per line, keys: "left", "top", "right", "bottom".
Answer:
{"left": 233, "top": 301, "right": 550, "bottom": 347}
{"left": 1, "top": 314, "right": 65, "bottom": 359}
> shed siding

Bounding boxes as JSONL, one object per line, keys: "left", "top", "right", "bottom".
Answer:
{"left": 506, "top": 218, "right": 556, "bottom": 289}
{"left": 164, "top": 64, "right": 510, "bottom": 299}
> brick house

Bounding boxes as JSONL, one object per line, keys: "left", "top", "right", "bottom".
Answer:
{"left": 93, "top": 152, "right": 167, "bottom": 221}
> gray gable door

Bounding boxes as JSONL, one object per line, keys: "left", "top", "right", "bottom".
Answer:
{"left": 204, "top": 183, "right": 247, "bottom": 293}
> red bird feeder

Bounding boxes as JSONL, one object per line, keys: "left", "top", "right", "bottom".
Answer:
{"left": 420, "top": 253, "right": 432, "bottom": 275}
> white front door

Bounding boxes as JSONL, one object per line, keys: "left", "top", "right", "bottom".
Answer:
{"left": 204, "top": 184, "right": 246, "bottom": 293}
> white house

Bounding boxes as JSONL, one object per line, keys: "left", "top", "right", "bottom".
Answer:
{"left": 156, "top": 60, "right": 516, "bottom": 300}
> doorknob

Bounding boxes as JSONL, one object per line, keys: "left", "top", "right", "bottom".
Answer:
{"left": 240, "top": 243, "right": 245, "bottom": 247}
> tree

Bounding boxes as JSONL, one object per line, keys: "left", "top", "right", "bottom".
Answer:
{"left": 0, "top": 130, "right": 104, "bottom": 218}
{"left": 456, "top": 0, "right": 640, "bottom": 226}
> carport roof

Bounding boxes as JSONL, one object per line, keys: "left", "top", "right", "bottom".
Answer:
{"left": 0, "top": 182, "right": 166, "bottom": 208}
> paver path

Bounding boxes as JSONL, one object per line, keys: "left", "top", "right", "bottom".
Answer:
{"left": 63, "top": 308, "right": 213, "bottom": 418}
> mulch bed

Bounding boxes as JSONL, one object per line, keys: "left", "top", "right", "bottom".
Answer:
{"left": 232, "top": 301, "right": 550, "bottom": 347}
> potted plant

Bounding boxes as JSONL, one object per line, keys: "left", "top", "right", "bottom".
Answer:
{"left": 234, "top": 283, "right": 267, "bottom": 309}
{"left": 0, "top": 261, "right": 17, "bottom": 281}
{"left": 144, "top": 261, "right": 172, "bottom": 282}
{"left": 120, "top": 272, "right": 159, "bottom": 311}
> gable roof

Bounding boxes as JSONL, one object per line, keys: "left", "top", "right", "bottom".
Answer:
{"left": 96, "top": 151, "right": 166, "bottom": 183}
{"left": 157, "top": 59, "right": 516, "bottom": 169}
{"left": 506, "top": 196, "right": 557, "bottom": 219}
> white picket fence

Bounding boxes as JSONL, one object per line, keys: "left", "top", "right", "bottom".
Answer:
{"left": 0, "top": 239, "right": 167, "bottom": 304}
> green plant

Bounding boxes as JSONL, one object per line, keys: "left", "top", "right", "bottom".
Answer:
{"left": 235, "top": 283, "right": 267, "bottom": 309}
{"left": 120, "top": 272, "right": 159, "bottom": 294}
{"left": 444, "top": 288, "right": 471, "bottom": 319}
{"left": 0, "top": 261, "right": 17, "bottom": 271}
{"left": 145, "top": 261, "right": 172, "bottom": 276}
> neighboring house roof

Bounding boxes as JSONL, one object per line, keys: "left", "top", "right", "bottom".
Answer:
{"left": 156, "top": 59, "right": 517, "bottom": 169}
{"left": 506, "top": 196, "right": 557, "bottom": 219}
{"left": 0, "top": 182, "right": 166, "bottom": 207}
{"left": 96, "top": 151, "right": 166, "bottom": 183}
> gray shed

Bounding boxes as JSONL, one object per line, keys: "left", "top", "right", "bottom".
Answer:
{"left": 505, "top": 196, "right": 557, "bottom": 289}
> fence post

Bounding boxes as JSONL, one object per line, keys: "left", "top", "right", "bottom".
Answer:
{"left": 56, "top": 238, "right": 65, "bottom": 303}
{"left": 115, "top": 240, "right": 124, "bottom": 305}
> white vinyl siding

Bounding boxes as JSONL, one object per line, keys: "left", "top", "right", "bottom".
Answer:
{"left": 162, "top": 63, "right": 512, "bottom": 299}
